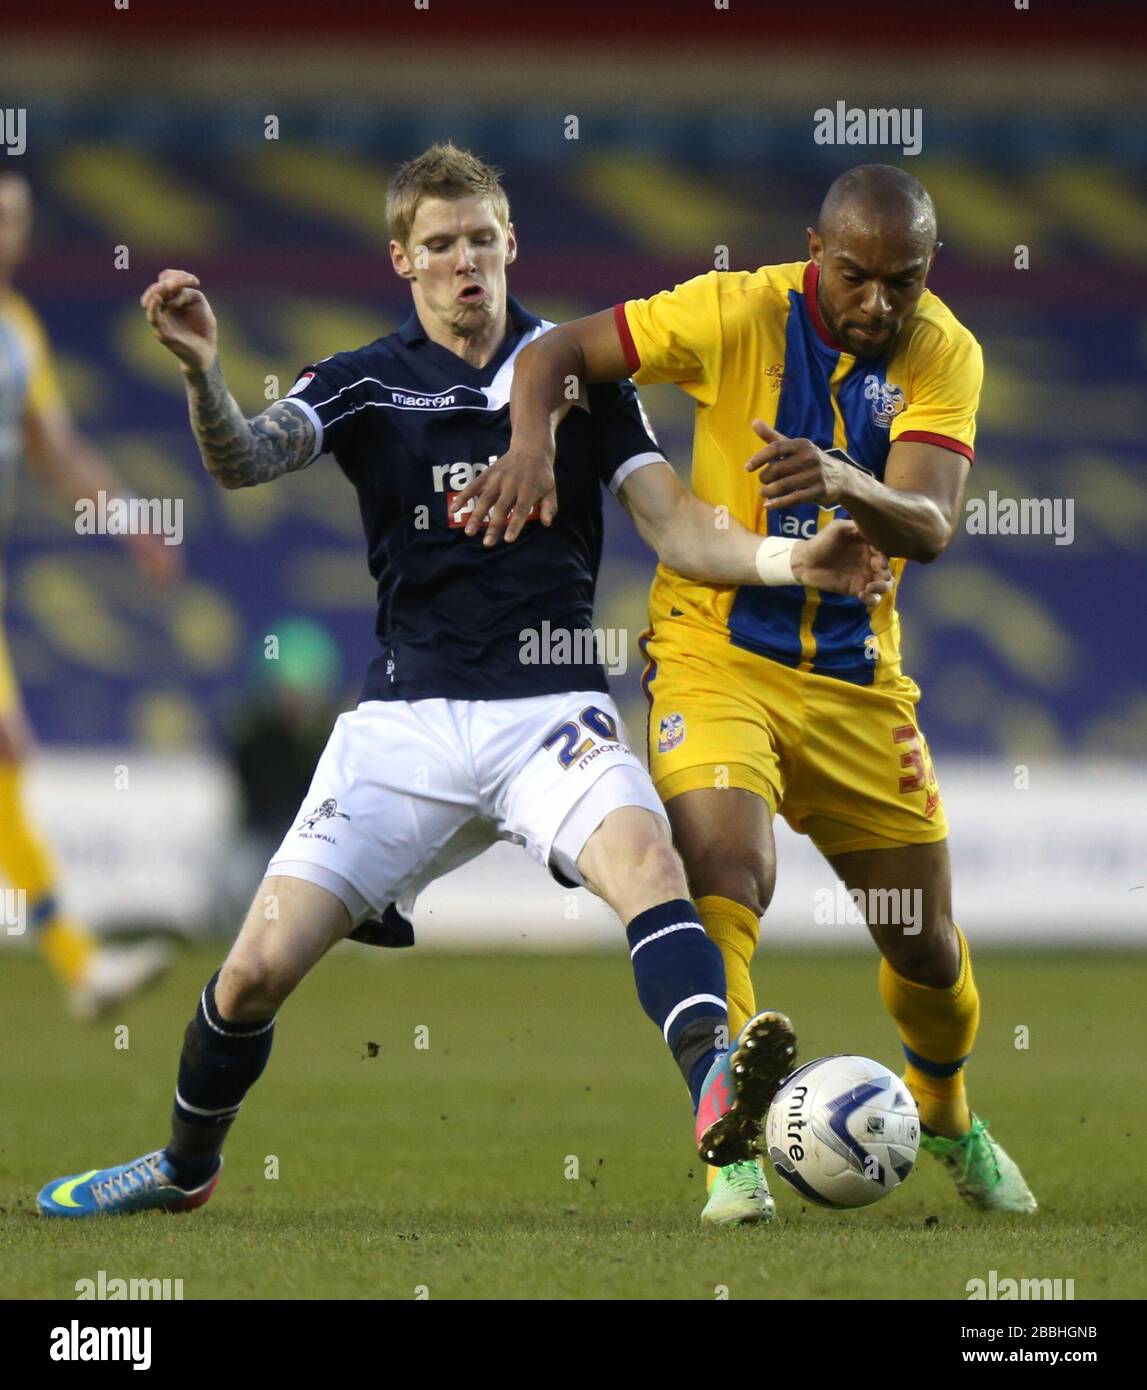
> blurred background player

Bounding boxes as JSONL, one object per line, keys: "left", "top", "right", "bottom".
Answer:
{"left": 459, "top": 164, "right": 1039, "bottom": 1225}
{"left": 213, "top": 616, "right": 343, "bottom": 930}
{"left": 0, "top": 169, "right": 178, "bottom": 1017}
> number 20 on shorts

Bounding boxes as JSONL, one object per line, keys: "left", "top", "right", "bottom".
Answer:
{"left": 544, "top": 706, "right": 620, "bottom": 769}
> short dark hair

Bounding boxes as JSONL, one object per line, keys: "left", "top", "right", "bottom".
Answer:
{"left": 818, "top": 164, "right": 937, "bottom": 245}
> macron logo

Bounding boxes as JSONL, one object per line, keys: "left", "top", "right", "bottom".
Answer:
{"left": 389, "top": 390, "right": 457, "bottom": 409}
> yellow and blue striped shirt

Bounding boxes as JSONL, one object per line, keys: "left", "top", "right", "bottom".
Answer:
{"left": 618, "top": 260, "right": 982, "bottom": 685}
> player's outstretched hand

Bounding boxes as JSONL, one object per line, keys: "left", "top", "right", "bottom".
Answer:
{"left": 747, "top": 419, "right": 847, "bottom": 509}
{"left": 454, "top": 444, "right": 559, "bottom": 546}
{"left": 793, "top": 519, "right": 892, "bottom": 608}
{"left": 453, "top": 442, "right": 558, "bottom": 544}
{"left": 140, "top": 269, "right": 218, "bottom": 374}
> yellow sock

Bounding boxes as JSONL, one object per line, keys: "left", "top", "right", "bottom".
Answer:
{"left": 697, "top": 895, "right": 760, "bottom": 1187}
{"left": 879, "top": 925, "right": 978, "bottom": 1139}
{"left": 0, "top": 762, "right": 95, "bottom": 988}
{"left": 38, "top": 918, "right": 97, "bottom": 988}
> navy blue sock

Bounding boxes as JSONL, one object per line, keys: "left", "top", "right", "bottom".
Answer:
{"left": 626, "top": 898, "right": 728, "bottom": 1110}
{"left": 165, "top": 970, "right": 275, "bottom": 1184}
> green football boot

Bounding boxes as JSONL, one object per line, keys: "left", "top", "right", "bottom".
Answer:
{"left": 701, "top": 1158, "right": 776, "bottom": 1226}
{"left": 919, "top": 1115, "right": 1037, "bottom": 1213}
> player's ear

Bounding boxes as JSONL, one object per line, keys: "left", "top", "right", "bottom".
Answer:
{"left": 389, "top": 238, "right": 415, "bottom": 281}
{"left": 503, "top": 222, "right": 517, "bottom": 266}
{"left": 806, "top": 226, "right": 823, "bottom": 266}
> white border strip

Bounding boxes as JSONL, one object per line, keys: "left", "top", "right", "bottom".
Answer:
{"left": 609, "top": 451, "right": 667, "bottom": 495}
{"left": 280, "top": 396, "right": 326, "bottom": 464}
{"left": 662, "top": 993, "right": 727, "bottom": 1040}
{"left": 629, "top": 920, "right": 704, "bottom": 959}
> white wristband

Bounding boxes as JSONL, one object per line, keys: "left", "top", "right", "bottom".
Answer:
{"left": 754, "top": 536, "right": 798, "bottom": 586}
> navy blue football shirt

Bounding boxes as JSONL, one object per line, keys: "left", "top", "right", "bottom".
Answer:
{"left": 281, "top": 297, "right": 664, "bottom": 702}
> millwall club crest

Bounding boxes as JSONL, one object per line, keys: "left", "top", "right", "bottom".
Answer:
{"left": 298, "top": 797, "right": 351, "bottom": 832}
{"left": 658, "top": 713, "right": 686, "bottom": 754}
{"left": 863, "top": 375, "right": 905, "bottom": 429}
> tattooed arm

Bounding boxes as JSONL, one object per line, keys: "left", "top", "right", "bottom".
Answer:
{"left": 140, "top": 267, "right": 316, "bottom": 489}
{"left": 180, "top": 359, "right": 316, "bottom": 489}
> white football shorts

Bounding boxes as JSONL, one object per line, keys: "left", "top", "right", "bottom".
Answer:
{"left": 267, "top": 691, "right": 667, "bottom": 929}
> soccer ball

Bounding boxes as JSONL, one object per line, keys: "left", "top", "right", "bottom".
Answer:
{"left": 764, "top": 1055, "right": 919, "bottom": 1209}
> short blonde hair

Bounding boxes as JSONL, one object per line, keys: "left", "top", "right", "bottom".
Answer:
{"left": 386, "top": 142, "right": 510, "bottom": 249}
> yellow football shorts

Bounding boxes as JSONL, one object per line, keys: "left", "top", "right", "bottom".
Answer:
{"left": 641, "top": 623, "right": 947, "bottom": 856}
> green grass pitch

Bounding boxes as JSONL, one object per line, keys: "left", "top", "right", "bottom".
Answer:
{"left": 2, "top": 945, "right": 1144, "bottom": 1300}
